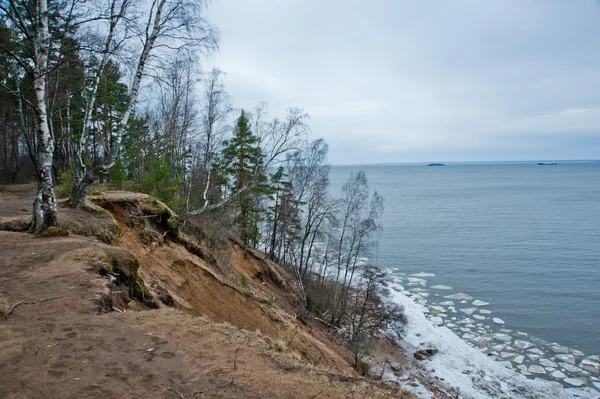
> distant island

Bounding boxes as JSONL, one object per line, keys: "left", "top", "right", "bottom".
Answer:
{"left": 538, "top": 162, "right": 558, "bottom": 165}
{"left": 428, "top": 163, "right": 446, "bottom": 166}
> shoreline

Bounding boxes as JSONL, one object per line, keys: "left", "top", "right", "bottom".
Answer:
{"left": 382, "top": 270, "right": 600, "bottom": 398}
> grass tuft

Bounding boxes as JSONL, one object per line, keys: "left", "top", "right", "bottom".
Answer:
{"left": 42, "top": 226, "right": 70, "bottom": 236}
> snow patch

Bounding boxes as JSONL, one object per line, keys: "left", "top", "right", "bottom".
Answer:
{"left": 388, "top": 286, "right": 597, "bottom": 399}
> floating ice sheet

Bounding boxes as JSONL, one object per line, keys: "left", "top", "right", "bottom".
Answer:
{"left": 410, "top": 272, "right": 435, "bottom": 277}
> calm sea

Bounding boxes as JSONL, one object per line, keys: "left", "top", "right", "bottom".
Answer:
{"left": 329, "top": 162, "right": 600, "bottom": 356}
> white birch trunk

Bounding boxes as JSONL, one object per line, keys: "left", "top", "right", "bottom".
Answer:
{"left": 31, "top": 0, "right": 58, "bottom": 231}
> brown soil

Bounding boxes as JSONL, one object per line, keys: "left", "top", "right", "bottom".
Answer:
{"left": 0, "top": 185, "right": 417, "bottom": 398}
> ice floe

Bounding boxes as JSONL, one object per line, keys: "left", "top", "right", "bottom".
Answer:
{"left": 388, "top": 285, "right": 599, "bottom": 399}
{"left": 552, "top": 370, "right": 567, "bottom": 379}
{"left": 550, "top": 344, "right": 571, "bottom": 354}
{"left": 410, "top": 272, "right": 435, "bottom": 277}
{"left": 444, "top": 293, "right": 473, "bottom": 300}
{"left": 556, "top": 354, "right": 577, "bottom": 364}
{"left": 581, "top": 359, "right": 600, "bottom": 373}
{"left": 407, "top": 277, "right": 427, "bottom": 284}
{"left": 513, "top": 355, "right": 525, "bottom": 364}
{"left": 430, "top": 284, "right": 453, "bottom": 290}
{"left": 529, "top": 365, "right": 547, "bottom": 374}
{"left": 540, "top": 358, "right": 558, "bottom": 368}
{"left": 564, "top": 378, "right": 587, "bottom": 387}
{"left": 514, "top": 340, "right": 535, "bottom": 350}
{"left": 560, "top": 363, "right": 583, "bottom": 373}
{"left": 384, "top": 274, "right": 600, "bottom": 396}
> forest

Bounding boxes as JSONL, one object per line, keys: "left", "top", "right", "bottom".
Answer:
{"left": 0, "top": 0, "right": 405, "bottom": 362}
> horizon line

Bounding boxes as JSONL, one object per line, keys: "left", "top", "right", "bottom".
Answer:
{"left": 331, "top": 159, "right": 600, "bottom": 167}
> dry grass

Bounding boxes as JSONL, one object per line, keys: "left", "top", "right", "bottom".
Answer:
{"left": 42, "top": 226, "right": 70, "bottom": 236}
{"left": 0, "top": 295, "right": 8, "bottom": 318}
{"left": 272, "top": 339, "right": 288, "bottom": 353}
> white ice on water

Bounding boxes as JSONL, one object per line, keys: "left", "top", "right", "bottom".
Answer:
{"left": 444, "top": 293, "right": 474, "bottom": 301}
{"left": 410, "top": 272, "right": 436, "bottom": 277}
{"left": 431, "top": 284, "right": 453, "bottom": 290}
{"left": 388, "top": 284, "right": 599, "bottom": 399}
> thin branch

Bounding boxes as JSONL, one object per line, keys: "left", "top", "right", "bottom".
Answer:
{"left": 6, "top": 295, "right": 64, "bottom": 315}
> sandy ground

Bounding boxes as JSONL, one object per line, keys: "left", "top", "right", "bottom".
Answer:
{"left": 0, "top": 186, "right": 416, "bottom": 399}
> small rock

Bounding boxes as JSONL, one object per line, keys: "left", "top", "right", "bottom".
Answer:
{"left": 414, "top": 348, "right": 439, "bottom": 361}
{"left": 389, "top": 362, "right": 403, "bottom": 372}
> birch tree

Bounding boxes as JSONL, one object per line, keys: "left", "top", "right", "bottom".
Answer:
{"left": 70, "top": 0, "right": 132, "bottom": 203}
{"left": 189, "top": 67, "right": 231, "bottom": 213}
{"left": 70, "top": 0, "right": 217, "bottom": 205}
{"left": 0, "top": 0, "right": 58, "bottom": 231}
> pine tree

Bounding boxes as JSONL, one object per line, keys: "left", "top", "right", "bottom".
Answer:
{"left": 217, "top": 110, "right": 267, "bottom": 246}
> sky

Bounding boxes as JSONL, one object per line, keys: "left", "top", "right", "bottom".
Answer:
{"left": 205, "top": 0, "right": 600, "bottom": 165}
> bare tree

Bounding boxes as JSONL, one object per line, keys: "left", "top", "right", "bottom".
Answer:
{"left": 70, "top": 0, "right": 218, "bottom": 205}
{"left": 329, "top": 171, "right": 383, "bottom": 325}
{"left": 188, "top": 67, "right": 231, "bottom": 212}
{"left": 346, "top": 267, "right": 405, "bottom": 366}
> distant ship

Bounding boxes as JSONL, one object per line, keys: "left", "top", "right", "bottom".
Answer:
{"left": 428, "top": 163, "right": 445, "bottom": 166}
{"left": 538, "top": 162, "right": 558, "bottom": 165}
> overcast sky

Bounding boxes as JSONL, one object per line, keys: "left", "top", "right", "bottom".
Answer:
{"left": 205, "top": 0, "right": 600, "bottom": 164}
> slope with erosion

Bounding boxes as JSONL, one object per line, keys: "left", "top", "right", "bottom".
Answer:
{"left": 0, "top": 185, "right": 417, "bottom": 398}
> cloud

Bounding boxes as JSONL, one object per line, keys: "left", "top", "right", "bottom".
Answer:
{"left": 205, "top": 0, "right": 600, "bottom": 163}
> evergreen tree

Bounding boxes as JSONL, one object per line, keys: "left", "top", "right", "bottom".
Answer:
{"left": 217, "top": 110, "right": 267, "bottom": 246}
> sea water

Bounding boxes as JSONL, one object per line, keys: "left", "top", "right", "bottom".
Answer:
{"left": 329, "top": 162, "right": 600, "bottom": 357}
